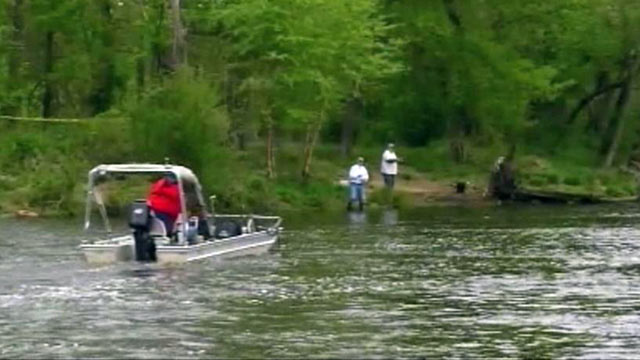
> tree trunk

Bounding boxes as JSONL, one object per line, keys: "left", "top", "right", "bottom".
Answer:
{"left": 167, "top": 0, "right": 186, "bottom": 70}
{"left": 301, "top": 123, "right": 314, "bottom": 179}
{"left": 442, "top": 0, "right": 462, "bottom": 29}
{"left": 136, "top": 57, "right": 146, "bottom": 98}
{"left": 586, "top": 72, "right": 611, "bottom": 132}
{"left": 302, "top": 117, "right": 323, "bottom": 180}
{"left": 603, "top": 78, "right": 632, "bottom": 167}
{"left": 88, "top": 0, "right": 115, "bottom": 115}
{"left": 587, "top": 90, "right": 615, "bottom": 134}
{"left": 266, "top": 114, "right": 275, "bottom": 179}
{"left": 42, "top": 31, "right": 55, "bottom": 118}
{"left": 151, "top": 1, "right": 166, "bottom": 75}
{"left": 3, "top": 0, "right": 23, "bottom": 116}
{"left": 448, "top": 108, "right": 471, "bottom": 163}
{"left": 340, "top": 97, "right": 361, "bottom": 157}
{"left": 8, "top": 0, "right": 23, "bottom": 86}
{"left": 568, "top": 80, "right": 624, "bottom": 125}
{"left": 449, "top": 136, "right": 466, "bottom": 163}
{"left": 443, "top": 0, "right": 467, "bottom": 163}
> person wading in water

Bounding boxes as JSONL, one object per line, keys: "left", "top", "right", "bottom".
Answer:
{"left": 380, "top": 143, "right": 402, "bottom": 190}
{"left": 347, "top": 157, "right": 369, "bottom": 211}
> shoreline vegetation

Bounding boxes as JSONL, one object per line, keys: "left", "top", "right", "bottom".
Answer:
{"left": 3, "top": 1, "right": 640, "bottom": 217}
{"left": 1, "top": 134, "right": 638, "bottom": 219}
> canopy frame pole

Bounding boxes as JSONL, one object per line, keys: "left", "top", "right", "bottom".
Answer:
{"left": 175, "top": 169, "right": 189, "bottom": 245}
{"left": 84, "top": 169, "right": 112, "bottom": 236}
{"left": 83, "top": 172, "right": 94, "bottom": 231}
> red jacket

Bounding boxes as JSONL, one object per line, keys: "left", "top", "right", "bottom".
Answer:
{"left": 147, "top": 179, "right": 181, "bottom": 219}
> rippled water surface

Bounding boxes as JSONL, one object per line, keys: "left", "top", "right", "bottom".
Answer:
{"left": 3, "top": 204, "right": 640, "bottom": 358}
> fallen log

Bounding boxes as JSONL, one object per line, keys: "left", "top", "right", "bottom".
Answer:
{"left": 486, "top": 152, "right": 638, "bottom": 204}
{"left": 15, "top": 209, "right": 40, "bottom": 218}
{"left": 513, "top": 187, "right": 638, "bottom": 204}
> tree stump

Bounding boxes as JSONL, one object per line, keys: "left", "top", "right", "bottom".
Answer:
{"left": 487, "top": 156, "right": 517, "bottom": 200}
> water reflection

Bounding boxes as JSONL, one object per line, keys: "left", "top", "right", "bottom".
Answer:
{"left": 380, "top": 209, "right": 398, "bottom": 226}
{"left": 346, "top": 210, "right": 367, "bottom": 226}
{"left": 121, "top": 265, "right": 161, "bottom": 278}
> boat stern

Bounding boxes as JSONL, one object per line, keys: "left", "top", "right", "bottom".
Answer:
{"left": 79, "top": 236, "right": 135, "bottom": 264}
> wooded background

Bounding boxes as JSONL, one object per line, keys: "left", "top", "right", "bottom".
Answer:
{"left": 2, "top": 0, "right": 640, "bottom": 213}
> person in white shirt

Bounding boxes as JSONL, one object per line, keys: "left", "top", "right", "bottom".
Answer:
{"left": 380, "top": 143, "right": 401, "bottom": 189}
{"left": 347, "top": 157, "right": 369, "bottom": 211}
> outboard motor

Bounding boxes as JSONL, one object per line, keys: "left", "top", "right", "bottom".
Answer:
{"left": 129, "top": 200, "right": 156, "bottom": 261}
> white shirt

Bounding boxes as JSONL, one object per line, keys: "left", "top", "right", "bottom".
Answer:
{"left": 348, "top": 164, "right": 369, "bottom": 184}
{"left": 381, "top": 150, "right": 398, "bottom": 175}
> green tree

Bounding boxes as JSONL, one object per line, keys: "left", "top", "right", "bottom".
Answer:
{"left": 130, "top": 68, "right": 229, "bottom": 175}
{"left": 212, "top": 0, "right": 400, "bottom": 179}
{"left": 381, "top": 0, "right": 562, "bottom": 161}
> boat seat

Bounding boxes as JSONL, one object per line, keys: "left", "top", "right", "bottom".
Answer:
{"left": 149, "top": 216, "right": 167, "bottom": 237}
{"left": 214, "top": 218, "right": 242, "bottom": 239}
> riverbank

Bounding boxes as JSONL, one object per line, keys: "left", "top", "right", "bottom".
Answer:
{"left": 2, "top": 139, "right": 637, "bottom": 218}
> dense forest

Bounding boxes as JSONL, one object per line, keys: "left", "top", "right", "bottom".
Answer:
{"left": 1, "top": 0, "right": 640, "bottom": 215}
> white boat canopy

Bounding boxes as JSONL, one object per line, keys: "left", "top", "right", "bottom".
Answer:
{"left": 84, "top": 163, "right": 207, "bottom": 234}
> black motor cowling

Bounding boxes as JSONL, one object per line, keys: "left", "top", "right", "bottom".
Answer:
{"left": 129, "top": 200, "right": 156, "bottom": 261}
{"left": 129, "top": 200, "right": 150, "bottom": 229}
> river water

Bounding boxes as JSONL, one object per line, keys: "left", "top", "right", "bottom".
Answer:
{"left": 2, "top": 204, "right": 640, "bottom": 359}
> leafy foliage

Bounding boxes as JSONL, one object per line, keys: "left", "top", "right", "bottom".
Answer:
{"left": 130, "top": 68, "right": 229, "bottom": 174}
{"left": 2, "top": 0, "right": 640, "bottom": 213}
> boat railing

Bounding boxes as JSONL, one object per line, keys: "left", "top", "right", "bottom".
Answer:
{"left": 253, "top": 215, "right": 282, "bottom": 232}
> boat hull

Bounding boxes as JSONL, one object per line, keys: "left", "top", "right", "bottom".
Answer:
{"left": 80, "top": 236, "right": 134, "bottom": 264}
{"left": 80, "top": 231, "right": 277, "bottom": 265}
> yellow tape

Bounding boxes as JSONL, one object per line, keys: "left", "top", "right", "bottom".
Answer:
{"left": 0, "top": 115, "right": 85, "bottom": 123}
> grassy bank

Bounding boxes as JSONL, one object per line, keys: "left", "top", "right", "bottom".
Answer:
{"left": 1, "top": 122, "right": 637, "bottom": 218}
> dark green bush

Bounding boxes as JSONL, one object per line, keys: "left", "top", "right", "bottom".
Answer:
{"left": 129, "top": 69, "right": 229, "bottom": 175}
{"left": 563, "top": 176, "right": 582, "bottom": 186}
{"left": 544, "top": 173, "right": 560, "bottom": 184}
{"left": 605, "top": 187, "right": 625, "bottom": 197}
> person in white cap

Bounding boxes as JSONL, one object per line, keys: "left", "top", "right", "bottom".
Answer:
{"left": 347, "top": 157, "right": 369, "bottom": 211}
{"left": 380, "top": 143, "right": 401, "bottom": 189}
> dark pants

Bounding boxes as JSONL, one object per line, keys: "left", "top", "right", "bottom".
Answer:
{"left": 154, "top": 212, "right": 176, "bottom": 235}
{"left": 382, "top": 173, "right": 395, "bottom": 189}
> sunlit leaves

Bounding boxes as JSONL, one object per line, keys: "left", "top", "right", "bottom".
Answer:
{"left": 212, "top": 0, "right": 400, "bottom": 129}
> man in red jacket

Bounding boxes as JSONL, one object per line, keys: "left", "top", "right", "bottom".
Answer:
{"left": 147, "top": 173, "right": 181, "bottom": 234}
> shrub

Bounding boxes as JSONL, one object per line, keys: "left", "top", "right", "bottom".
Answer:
{"left": 527, "top": 175, "right": 546, "bottom": 187}
{"left": 276, "top": 186, "right": 301, "bottom": 205}
{"left": 548, "top": 173, "right": 561, "bottom": 184}
{"left": 563, "top": 176, "right": 581, "bottom": 186}
{"left": 623, "top": 185, "right": 637, "bottom": 196}
{"left": 129, "top": 68, "right": 229, "bottom": 175}
{"left": 605, "top": 187, "right": 625, "bottom": 197}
